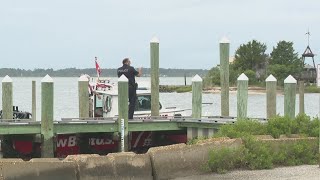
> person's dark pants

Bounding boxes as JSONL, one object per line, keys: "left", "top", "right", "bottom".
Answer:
{"left": 128, "top": 86, "right": 137, "bottom": 119}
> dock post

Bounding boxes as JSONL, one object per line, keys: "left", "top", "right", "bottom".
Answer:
{"left": 284, "top": 75, "right": 297, "bottom": 119}
{"left": 2, "top": 75, "right": 13, "bottom": 119}
{"left": 266, "top": 75, "right": 277, "bottom": 119}
{"left": 150, "top": 36, "right": 160, "bottom": 117}
{"left": 41, "top": 75, "right": 54, "bottom": 157}
{"left": 237, "top": 73, "right": 248, "bottom": 119}
{"left": 118, "top": 75, "right": 129, "bottom": 151}
{"left": 298, "top": 81, "right": 305, "bottom": 115}
{"left": 192, "top": 74, "right": 202, "bottom": 119}
{"left": 220, "top": 37, "right": 230, "bottom": 116}
{"left": 32, "top": 80, "right": 37, "bottom": 121}
{"left": 191, "top": 75, "right": 205, "bottom": 138}
{"left": 78, "top": 75, "right": 89, "bottom": 118}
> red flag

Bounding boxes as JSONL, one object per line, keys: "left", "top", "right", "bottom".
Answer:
{"left": 95, "top": 57, "right": 101, "bottom": 77}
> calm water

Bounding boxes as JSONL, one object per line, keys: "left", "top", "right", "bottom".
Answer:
{"left": 0, "top": 77, "right": 319, "bottom": 121}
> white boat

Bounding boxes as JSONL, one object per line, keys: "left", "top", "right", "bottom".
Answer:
{"left": 89, "top": 78, "right": 189, "bottom": 118}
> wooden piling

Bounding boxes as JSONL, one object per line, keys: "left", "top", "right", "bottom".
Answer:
{"left": 2, "top": 75, "right": 13, "bottom": 119}
{"left": 78, "top": 75, "right": 89, "bottom": 118}
{"left": 150, "top": 37, "right": 160, "bottom": 116}
{"left": 266, "top": 75, "right": 277, "bottom": 119}
{"left": 237, "top": 73, "right": 248, "bottom": 119}
{"left": 284, "top": 75, "right": 297, "bottom": 119}
{"left": 41, "top": 75, "right": 54, "bottom": 157}
{"left": 118, "top": 75, "right": 129, "bottom": 151}
{"left": 32, "top": 80, "right": 37, "bottom": 121}
{"left": 299, "top": 81, "right": 305, "bottom": 115}
{"left": 192, "top": 74, "right": 202, "bottom": 118}
{"left": 220, "top": 37, "right": 230, "bottom": 116}
{"left": 192, "top": 74, "right": 204, "bottom": 138}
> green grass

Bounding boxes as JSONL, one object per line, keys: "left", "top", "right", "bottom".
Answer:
{"left": 159, "top": 85, "right": 192, "bottom": 93}
{"left": 305, "top": 85, "right": 320, "bottom": 93}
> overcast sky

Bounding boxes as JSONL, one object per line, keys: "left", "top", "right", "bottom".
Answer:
{"left": 0, "top": 0, "right": 319, "bottom": 70}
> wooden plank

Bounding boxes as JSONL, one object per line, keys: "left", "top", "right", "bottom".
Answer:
{"left": 0, "top": 125, "right": 40, "bottom": 135}
{"left": 129, "top": 121, "right": 183, "bottom": 132}
{"left": 178, "top": 122, "right": 221, "bottom": 129}
{"left": 41, "top": 75, "right": 54, "bottom": 158}
{"left": 32, "top": 80, "right": 37, "bottom": 121}
{"left": 192, "top": 75, "right": 202, "bottom": 118}
{"left": 78, "top": 75, "right": 89, "bottom": 118}
{"left": 284, "top": 75, "right": 297, "bottom": 119}
{"left": 150, "top": 37, "right": 160, "bottom": 116}
{"left": 118, "top": 75, "right": 129, "bottom": 151}
{"left": 266, "top": 75, "right": 277, "bottom": 119}
{"left": 237, "top": 73, "right": 248, "bottom": 119}
{"left": 54, "top": 123, "right": 117, "bottom": 134}
{"left": 2, "top": 76, "right": 13, "bottom": 119}
{"left": 299, "top": 80, "right": 305, "bottom": 114}
{"left": 220, "top": 38, "right": 230, "bottom": 116}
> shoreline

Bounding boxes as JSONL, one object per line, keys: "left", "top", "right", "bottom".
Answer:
{"left": 203, "top": 86, "right": 282, "bottom": 95}
{"left": 159, "top": 85, "right": 320, "bottom": 94}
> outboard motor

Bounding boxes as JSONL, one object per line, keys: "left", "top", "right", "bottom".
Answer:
{"left": 0, "top": 106, "right": 32, "bottom": 119}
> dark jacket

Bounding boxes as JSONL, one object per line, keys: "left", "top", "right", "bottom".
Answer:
{"left": 117, "top": 64, "right": 139, "bottom": 87}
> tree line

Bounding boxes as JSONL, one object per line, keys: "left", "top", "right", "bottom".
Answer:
{"left": 205, "top": 40, "right": 304, "bottom": 86}
{"left": 0, "top": 68, "right": 208, "bottom": 77}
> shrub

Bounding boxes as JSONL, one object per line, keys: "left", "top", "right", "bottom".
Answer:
{"left": 206, "top": 136, "right": 318, "bottom": 173}
{"left": 292, "top": 140, "right": 317, "bottom": 165}
{"left": 217, "top": 119, "right": 267, "bottom": 138}
{"left": 267, "top": 116, "right": 292, "bottom": 138}
{"left": 272, "top": 139, "right": 318, "bottom": 166}
{"left": 208, "top": 146, "right": 246, "bottom": 174}
{"left": 309, "top": 117, "right": 319, "bottom": 137}
{"left": 292, "top": 114, "right": 311, "bottom": 135}
{"left": 242, "top": 136, "right": 273, "bottom": 170}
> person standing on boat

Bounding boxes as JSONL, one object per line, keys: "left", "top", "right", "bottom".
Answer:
{"left": 117, "top": 58, "right": 142, "bottom": 119}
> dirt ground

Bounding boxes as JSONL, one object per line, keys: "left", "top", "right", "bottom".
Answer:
{"left": 173, "top": 165, "right": 320, "bottom": 180}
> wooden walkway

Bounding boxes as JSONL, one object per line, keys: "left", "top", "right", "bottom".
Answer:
{"left": 0, "top": 116, "right": 266, "bottom": 135}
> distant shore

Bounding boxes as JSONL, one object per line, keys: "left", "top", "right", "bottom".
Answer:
{"left": 203, "top": 86, "right": 277, "bottom": 95}
{"left": 160, "top": 85, "right": 320, "bottom": 94}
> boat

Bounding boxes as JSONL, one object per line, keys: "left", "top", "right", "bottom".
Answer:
{"left": 0, "top": 106, "right": 32, "bottom": 119}
{"left": 89, "top": 77, "right": 189, "bottom": 118}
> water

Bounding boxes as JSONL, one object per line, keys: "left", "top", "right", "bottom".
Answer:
{"left": 0, "top": 77, "right": 319, "bottom": 121}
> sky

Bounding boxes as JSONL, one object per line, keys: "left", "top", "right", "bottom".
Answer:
{"left": 0, "top": 0, "right": 319, "bottom": 70}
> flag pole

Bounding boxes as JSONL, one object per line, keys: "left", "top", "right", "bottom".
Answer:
{"left": 95, "top": 57, "right": 100, "bottom": 81}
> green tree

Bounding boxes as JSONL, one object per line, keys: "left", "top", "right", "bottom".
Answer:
{"left": 203, "top": 64, "right": 240, "bottom": 87}
{"left": 204, "top": 67, "right": 220, "bottom": 86}
{"left": 268, "top": 41, "right": 303, "bottom": 83}
{"left": 233, "top": 40, "right": 268, "bottom": 81}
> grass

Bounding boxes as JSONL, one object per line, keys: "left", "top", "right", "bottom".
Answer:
{"left": 305, "top": 85, "right": 320, "bottom": 93}
{"left": 159, "top": 85, "right": 192, "bottom": 93}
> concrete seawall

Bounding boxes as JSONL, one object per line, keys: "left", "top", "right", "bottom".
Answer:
{"left": 0, "top": 136, "right": 317, "bottom": 180}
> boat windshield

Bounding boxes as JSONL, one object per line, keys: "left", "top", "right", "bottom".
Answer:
{"left": 135, "top": 95, "right": 162, "bottom": 111}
